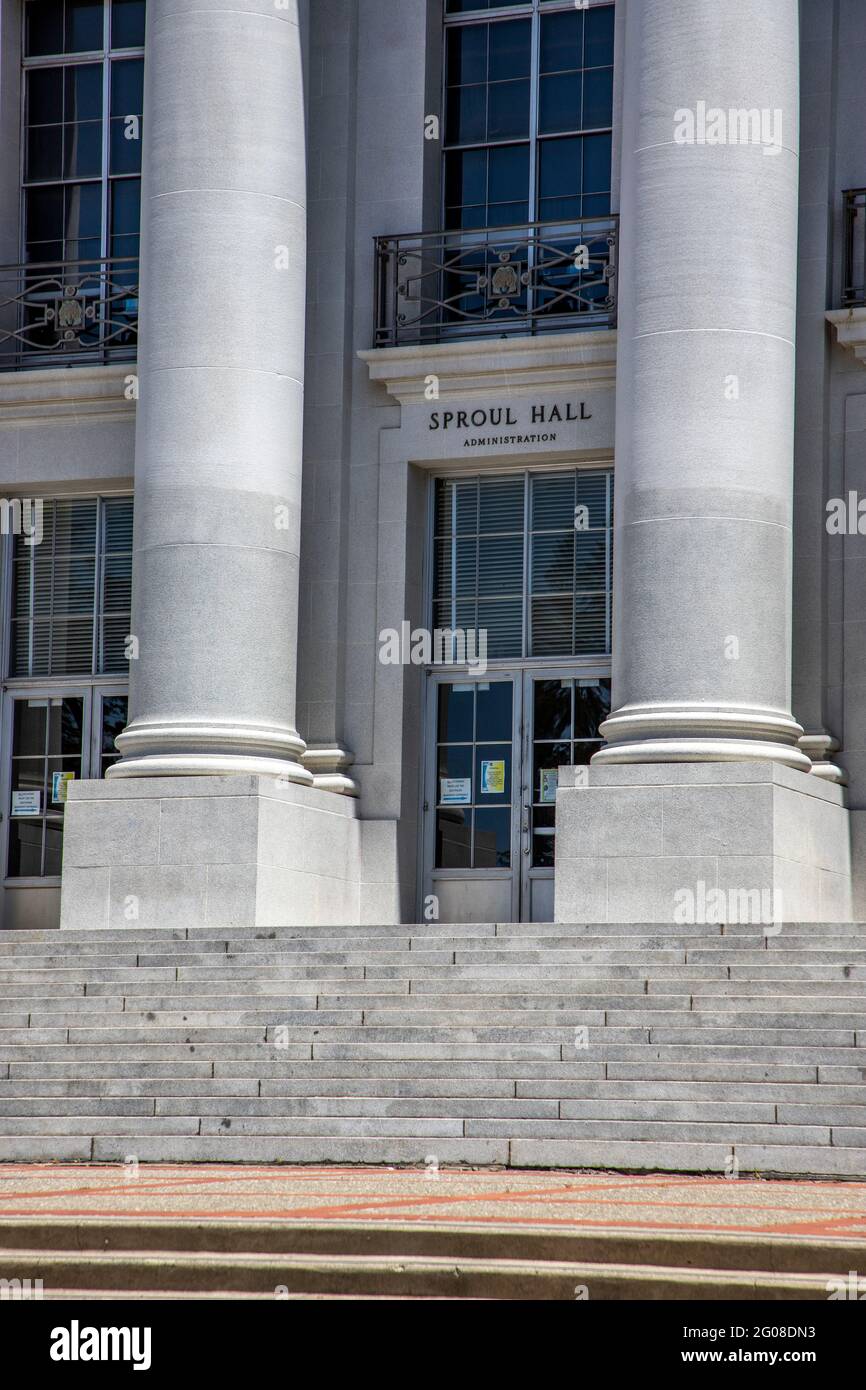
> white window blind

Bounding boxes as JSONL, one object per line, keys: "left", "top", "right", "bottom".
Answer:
{"left": 433, "top": 469, "right": 613, "bottom": 660}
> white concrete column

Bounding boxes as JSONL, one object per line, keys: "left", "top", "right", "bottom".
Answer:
{"left": 110, "top": 0, "right": 312, "bottom": 782}
{"left": 595, "top": 0, "right": 811, "bottom": 772}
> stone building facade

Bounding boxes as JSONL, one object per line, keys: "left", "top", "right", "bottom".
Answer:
{"left": 0, "top": 0, "right": 864, "bottom": 931}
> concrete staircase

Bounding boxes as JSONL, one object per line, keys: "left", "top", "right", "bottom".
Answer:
{"left": 0, "top": 922, "right": 865, "bottom": 1176}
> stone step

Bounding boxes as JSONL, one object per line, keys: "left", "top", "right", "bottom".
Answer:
{"left": 1, "top": 922, "right": 864, "bottom": 1177}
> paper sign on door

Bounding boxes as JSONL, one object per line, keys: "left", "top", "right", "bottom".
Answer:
{"left": 480, "top": 760, "right": 505, "bottom": 795}
{"left": 540, "top": 768, "right": 558, "bottom": 804}
{"left": 440, "top": 778, "right": 471, "bottom": 806}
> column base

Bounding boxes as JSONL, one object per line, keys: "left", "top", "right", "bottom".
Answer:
{"left": 554, "top": 762, "right": 852, "bottom": 924}
{"left": 109, "top": 720, "right": 314, "bottom": 786}
{"left": 799, "top": 733, "right": 847, "bottom": 786}
{"left": 595, "top": 705, "right": 811, "bottom": 774}
{"left": 302, "top": 745, "right": 359, "bottom": 796}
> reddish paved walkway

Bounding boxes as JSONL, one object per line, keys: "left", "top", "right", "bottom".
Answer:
{"left": 1, "top": 1166, "right": 865, "bottom": 1241}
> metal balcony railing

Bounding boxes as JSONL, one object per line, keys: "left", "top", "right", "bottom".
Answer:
{"left": 374, "top": 216, "right": 618, "bottom": 349}
{"left": 843, "top": 190, "right": 866, "bottom": 308}
{"left": 0, "top": 257, "right": 138, "bottom": 369}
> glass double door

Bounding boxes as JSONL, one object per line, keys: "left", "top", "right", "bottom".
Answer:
{"left": 424, "top": 668, "right": 611, "bottom": 923}
{"left": 3, "top": 686, "right": 127, "bottom": 881}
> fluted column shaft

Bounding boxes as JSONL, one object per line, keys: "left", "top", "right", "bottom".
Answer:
{"left": 111, "top": 0, "right": 312, "bottom": 782}
{"left": 596, "top": 0, "right": 810, "bottom": 772}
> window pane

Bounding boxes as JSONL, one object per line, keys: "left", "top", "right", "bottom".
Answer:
{"left": 8, "top": 821, "right": 44, "bottom": 877}
{"left": 438, "top": 744, "right": 473, "bottom": 785}
{"left": 477, "top": 597, "right": 522, "bottom": 657}
{"left": 476, "top": 682, "right": 512, "bottom": 742}
{"left": 437, "top": 809, "right": 471, "bottom": 869}
{"left": 539, "top": 136, "right": 581, "bottom": 200}
{"left": 479, "top": 476, "right": 524, "bottom": 533}
{"left": 447, "top": 22, "right": 487, "bottom": 87}
{"left": 27, "top": 125, "right": 64, "bottom": 182}
{"left": 532, "top": 533, "right": 574, "bottom": 594}
{"left": 585, "top": 4, "right": 615, "bottom": 68}
{"left": 438, "top": 684, "right": 474, "bottom": 743}
{"left": 64, "top": 121, "right": 102, "bottom": 178}
{"left": 447, "top": 83, "right": 486, "bottom": 145}
{"left": 64, "top": 182, "right": 103, "bottom": 257}
{"left": 534, "top": 680, "right": 572, "bottom": 741}
{"left": 532, "top": 595, "right": 573, "bottom": 656}
{"left": 26, "top": 186, "right": 64, "bottom": 251}
{"left": 65, "top": 64, "right": 103, "bottom": 121}
{"left": 26, "top": 1, "right": 64, "bottom": 58}
{"left": 474, "top": 808, "right": 510, "bottom": 868}
{"left": 583, "top": 132, "right": 612, "bottom": 196}
{"left": 13, "top": 703, "right": 47, "bottom": 758}
{"left": 101, "top": 695, "right": 129, "bottom": 754}
{"left": 66, "top": 1, "right": 105, "bottom": 53}
{"left": 27, "top": 68, "right": 64, "bottom": 125}
{"left": 489, "top": 19, "right": 531, "bottom": 81}
{"left": 110, "top": 56, "right": 144, "bottom": 115}
{"left": 445, "top": 148, "right": 486, "bottom": 210}
{"left": 583, "top": 68, "right": 613, "bottom": 130}
{"left": 101, "top": 616, "right": 131, "bottom": 671}
{"left": 110, "top": 177, "right": 141, "bottom": 252}
{"left": 574, "top": 680, "right": 612, "bottom": 738}
{"left": 104, "top": 496, "right": 134, "bottom": 549}
{"left": 488, "top": 143, "right": 529, "bottom": 205}
{"left": 540, "top": 11, "right": 583, "bottom": 73}
{"left": 488, "top": 79, "right": 530, "bottom": 139}
{"left": 112, "top": 0, "right": 145, "bottom": 47}
{"left": 533, "top": 473, "right": 575, "bottom": 530}
{"left": 51, "top": 555, "right": 96, "bottom": 613}
{"left": 47, "top": 698, "right": 85, "bottom": 755}
{"left": 539, "top": 73, "right": 582, "bottom": 135}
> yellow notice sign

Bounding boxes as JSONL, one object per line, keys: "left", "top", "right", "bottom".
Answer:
{"left": 480, "top": 760, "right": 505, "bottom": 795}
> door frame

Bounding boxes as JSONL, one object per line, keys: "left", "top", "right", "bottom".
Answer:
{"left": 422, "top": 666, "right": 524, "bottom": 924}
{"left": 420, "top": 658, "right": 611, "bottom": 922}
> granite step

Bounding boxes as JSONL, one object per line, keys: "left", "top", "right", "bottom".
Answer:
{"left": 0, "top": 923, "right": 865, "bottom": 1177}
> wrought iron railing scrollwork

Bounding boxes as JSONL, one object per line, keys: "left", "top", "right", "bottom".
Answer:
{"left": 374, "top": 217, "right": 618, "bottom": 348}
{"left": 0, "top": 257, "right": 139, "bottom": 368}
{"left": 843, "top": 190, "right": 866, "bottom": 308}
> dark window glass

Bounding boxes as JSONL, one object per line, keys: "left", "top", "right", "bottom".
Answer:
{"left": 26, "top": 1, "right": 64, "bottom": 57}
{"left": 66, "top": 1, "right": 105, "bottom": 52}
{"left": 540, "top": 10, "right": 583, "bottom": 72}
{"left": 112, "top": 0, "right": 145, "bottom": 47}
{"left": 27, "top": 126, "right": 63, "bottom": 182}
{"left": 474, "top": 808, "right": 510, "bottom": 868}
{"left": 437, "top": 809, "right": 471, "bottom": 869}
{"left": 28, "top": 67, "right": 64, "bottom": 124}
{"left": 65, "top": 63, "right": 102, "bottom": 121}
{"left": 443, "top": 2, "right": 614, "bottom": 235}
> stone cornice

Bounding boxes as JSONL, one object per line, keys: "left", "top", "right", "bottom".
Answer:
{"left": 0, "top": 362, "right": 137, "bottom": 427}
{"left": 359, "top": 329, "right": 618, "bottom": 405}
{"left": 826, "top": 308, "right": 866, "bottom": 366}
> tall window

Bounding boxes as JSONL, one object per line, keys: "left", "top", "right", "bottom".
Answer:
{"left": 433, "top": 469, "right": 613, "bottom": 661}
{"left": 9, "top": 496, "right": 133, "bottom": 677}
{"left": 443, "top": 0, "right": 614, "bottom": 231}
{"left": 22, "top": 0, "right": 145, "bottom": 266}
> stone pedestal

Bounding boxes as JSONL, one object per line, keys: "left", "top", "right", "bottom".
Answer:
{"left": 554, "top": 764, "right": 852, "bottom": 925}
{"left": 60, "top": 776, "right": 403, "bottom": 930}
